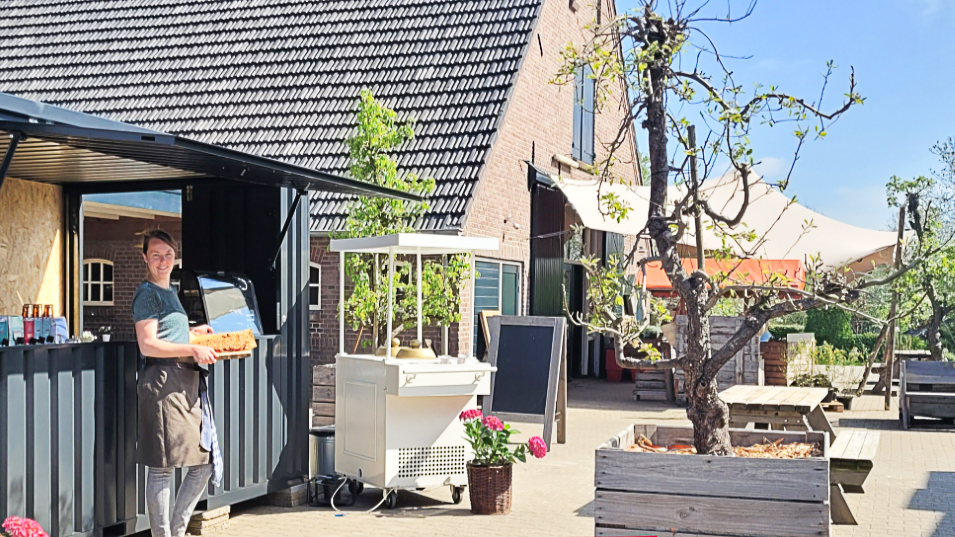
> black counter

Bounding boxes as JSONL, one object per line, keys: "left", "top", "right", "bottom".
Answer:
{"left": 0, "top": 336, "right": 305, "bottom": 537}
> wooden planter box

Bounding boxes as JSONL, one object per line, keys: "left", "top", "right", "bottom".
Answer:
{"left": 595, "top": 424, "right": 830, "bottom": 537}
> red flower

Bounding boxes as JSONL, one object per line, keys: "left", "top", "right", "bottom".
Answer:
{"left": 482, "top": 415, "right": 504, "bottom": 431}
{"left": 459, "top": 409, "right": 482, "bottom": 421}
{"left": 528, "top": 436, "right": 547, "bottom": 459}
{"left": 3, "top": 516, "right": 49, "bottom": 537}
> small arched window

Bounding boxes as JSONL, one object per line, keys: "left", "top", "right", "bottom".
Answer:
{"left": 83, "top": 259, "right": 114, "bottom": 306}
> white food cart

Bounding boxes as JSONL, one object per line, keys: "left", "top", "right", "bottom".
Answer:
{"left": 330, "top": 233, "right": 499, "bottom": 509}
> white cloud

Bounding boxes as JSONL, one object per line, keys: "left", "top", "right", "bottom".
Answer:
{"left": 754, "top": 156, "right": 787, "bottom": 181}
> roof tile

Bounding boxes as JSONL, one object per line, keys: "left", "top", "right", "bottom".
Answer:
{"left": 0, "top": 0, "right": 541, "bottom": 232}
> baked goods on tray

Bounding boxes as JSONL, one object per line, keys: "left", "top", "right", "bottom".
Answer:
{"left": 190, "top": 329, "right": 257, "bottom": 355}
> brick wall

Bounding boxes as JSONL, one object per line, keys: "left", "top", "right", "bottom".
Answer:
{"left": 458, "top": 0, "right": 640, "bottom": 355}
{"left": 83, "top": 215, "right": 181, "bottom": 341}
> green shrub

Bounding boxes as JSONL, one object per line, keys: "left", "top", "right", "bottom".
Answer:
{"left": 768, "top": 324, "right": 805, "bottom": 341}
{"left": 843, "top": 332, "right": 927, "bottom": 357}
{"left": 813, "top": 342, "right": 865, "bottom": 365}
{"left": 853, "top": 333, "right": 883, "bottom": 356}
{"left": 791, "top": 373, "right": 832, "bottom": 388}
{"left": 896, "top": 334, "right": 928, "bottom": 351}
{"left": 805, "top": 308, "right": 855, "bottom": 350}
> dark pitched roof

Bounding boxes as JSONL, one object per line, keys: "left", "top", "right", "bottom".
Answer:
{"left": 0, "top": 0, "right": 543, "bottom": 232}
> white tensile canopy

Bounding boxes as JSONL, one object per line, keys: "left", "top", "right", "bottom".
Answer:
{"left": 553, "top": 171, "right": 899, "bottom": 272}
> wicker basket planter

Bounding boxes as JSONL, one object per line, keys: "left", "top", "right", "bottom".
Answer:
{"left": 466, "top": 463, "right": 512, "bottom": 514}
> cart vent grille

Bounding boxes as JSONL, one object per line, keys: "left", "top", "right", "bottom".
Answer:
{"left": 397, "top": 446, "right": 466, "bottom": 478}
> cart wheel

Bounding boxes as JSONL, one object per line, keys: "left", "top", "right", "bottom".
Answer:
{"left": 383, "top": 490, "right": 399, "bottom": 509}
{"left": 348, "top": 480, "right": 364, "bottom": 497}
{"left": 451, "top": 486, "right": 464, "bottom": 504}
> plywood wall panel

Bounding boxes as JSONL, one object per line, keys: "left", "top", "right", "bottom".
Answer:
{"left": 0, "top": 177, "right": 64, "bottom": 316}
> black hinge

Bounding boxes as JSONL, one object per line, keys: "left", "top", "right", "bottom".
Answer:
{"left": 270, "top": 188, "right": 307, "bottom": 271}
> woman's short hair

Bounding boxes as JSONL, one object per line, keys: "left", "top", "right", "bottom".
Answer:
{"left": 141, "top": 229, "right": 178, "bottom": 255}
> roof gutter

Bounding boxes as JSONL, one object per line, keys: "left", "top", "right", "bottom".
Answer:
{"left": 0, "top": 132, "right": 23, "bottom": 192}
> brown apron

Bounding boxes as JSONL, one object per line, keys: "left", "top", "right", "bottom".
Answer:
{"left": 137, "top": 360, "right": 210, "bottom": 468}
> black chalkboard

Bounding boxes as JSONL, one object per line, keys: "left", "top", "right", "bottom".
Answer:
{"left": 485, "top": 316, "right": 565, "bottom": 448}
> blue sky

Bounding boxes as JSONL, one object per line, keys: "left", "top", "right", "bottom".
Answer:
{"left": 615, "top": 0, "right": 955, "bottom": 230}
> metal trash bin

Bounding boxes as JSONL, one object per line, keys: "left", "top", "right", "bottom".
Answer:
{"left": 309, "top": 426, "right": 335, "bottom": 479}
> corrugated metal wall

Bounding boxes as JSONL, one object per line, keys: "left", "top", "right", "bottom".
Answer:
{"left": 0, "top": 342, "right": 127, "bottom": 537}
{"left": 530, "top": 183, "right": 565, "bottom": 317}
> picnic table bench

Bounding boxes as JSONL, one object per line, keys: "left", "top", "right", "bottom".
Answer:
{"left": 828, "top": 429, "right": 881, "bottom": 525}
{"left": 721, "top": 385, "right": 882, "bottom": 526}
{"left": 901, "top": 360, "right": 955, "bottom": 429}
{"left": 720, "top": 385, "right": 836, "bottom": 445}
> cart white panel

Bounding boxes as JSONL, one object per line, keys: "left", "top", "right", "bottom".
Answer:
{"left": 342, "top": 381, "right": 377, "bottom": 460}
{"left": 335, "top": 353, "right": 495, "bottom": 491}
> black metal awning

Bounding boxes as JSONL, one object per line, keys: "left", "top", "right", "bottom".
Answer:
{"left": 0, "top": 92, "right": 422, "bottom": 202}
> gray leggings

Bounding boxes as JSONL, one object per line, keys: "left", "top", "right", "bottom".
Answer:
{"left": 146, "top": 464, "right": 213, "bottom": 537}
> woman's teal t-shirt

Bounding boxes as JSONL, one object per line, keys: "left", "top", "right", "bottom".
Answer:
{"left": 132, "top": 281, "right": 190, "bottom": 346}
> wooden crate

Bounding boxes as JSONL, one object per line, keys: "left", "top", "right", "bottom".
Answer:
{"left": 674, "top": 316, "right": 764, "bottom": 403}
{"left": 595, "top": 424, "right": 830, "bottom": 537}
{"left": 311, "top": 364, "right": 336, "bottom": 427}
{"left": 761, "top": 340, "right": 788, "bottom": 386}
{"left": 632, "top": 369, "right": 675, "bottom": 402}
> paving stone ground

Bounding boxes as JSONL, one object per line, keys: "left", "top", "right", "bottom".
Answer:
{"left": 201, "top": 379, "right": 955, "bottom": 537}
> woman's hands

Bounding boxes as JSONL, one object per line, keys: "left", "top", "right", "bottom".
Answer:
{"left": 189, "top": 325, "right": 216, "bottom": 364}
{"left": 191, "top": 345, "right": 218, "bottom": 365}
{"left": 190, "top": 324, "right": 214, "bottom": 336}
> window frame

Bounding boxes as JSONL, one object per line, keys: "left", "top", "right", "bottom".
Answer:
{"left": 472, "top": 258, "right": 523, "bottom": 356}
{"left": 309, "top": 262, "right": 322, "bottom": 311}
{"left": 572, "top": 64, "right": 596, "bottom": 165}
{"left": 83, "top": 259, "right": 115, "bottom": 307}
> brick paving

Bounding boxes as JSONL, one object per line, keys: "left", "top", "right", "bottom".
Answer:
{"left": 208, "top": 379, "right": 955, "bottom": 537}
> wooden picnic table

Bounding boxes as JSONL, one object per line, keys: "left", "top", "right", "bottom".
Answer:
{"left": 828, "top": 429, "right": 881, "bottom": 525}
{"left": 719, "top": 385, "right": 837, "bottom": 445}
{"left": 721, "top": 386, "right": 881, "bottom": 526}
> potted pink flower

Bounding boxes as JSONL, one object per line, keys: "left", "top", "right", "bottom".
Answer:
{"left": 459, "top": 409, "right": 547, "bottom": 515}
{"left": 2, "top": 517, "right": 48, "bottom": 537}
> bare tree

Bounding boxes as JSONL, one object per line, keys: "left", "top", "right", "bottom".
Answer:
{"left": 555, "top": 0, "right": 924, "bottom": 454}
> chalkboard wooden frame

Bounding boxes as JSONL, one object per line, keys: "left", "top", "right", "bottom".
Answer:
{"left": 485, "top": 315, "right": 566, "bottom": 449}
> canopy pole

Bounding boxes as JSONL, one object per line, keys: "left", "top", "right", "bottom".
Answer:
{"left": 469, "top": 255, "right": 476, "bottom": 357}
{"left": 386, "top": 248, "right": 395, "bottom": 358}
{"left": 416, "top": 252, "right": 423, "bottom": 342}
{"left": 442, "top": 255, "right": 449, "bottom": 356}
{"left": 0, "top": 132, "right": 23, "bottom": 193}
{"left": 270, "top": 188, "right": 307, "bottom": 271}
{"left": 339, "top": 251, "right": 345, "bottom": 355}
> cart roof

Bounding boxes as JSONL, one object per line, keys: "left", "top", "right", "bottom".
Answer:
{"left": 0, "top": 92, "right": 421, "bottom": 201}
{"left": 329, "top": 233, "right": 499, "bottom": 254}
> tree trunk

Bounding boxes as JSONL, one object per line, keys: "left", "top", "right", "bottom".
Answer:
{"left": 643, "top": 44, "right": 732, "bottom": 456}
{"left": 927, "top": 306, "right": 944, "bottom": 361}
{"left": 683, "top": 291, "right": 734, "bottom": 455}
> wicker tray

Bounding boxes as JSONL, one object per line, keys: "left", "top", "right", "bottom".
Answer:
{"left": 216, "top": 350, "right": 253, "bottom": 360}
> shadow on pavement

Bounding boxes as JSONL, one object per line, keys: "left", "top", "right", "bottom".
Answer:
{"left": 835, "top": 418, "right": 903, "bottom": 430}
{"left": 574, "top": 500, "right": 594, "bottom": 518}
{"left": 908, "top": 472, "right": 955, "bottom": 537}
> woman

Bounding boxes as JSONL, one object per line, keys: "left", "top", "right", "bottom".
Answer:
{"left": 133, "top": 229, "right": 218, "bottom": 537}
